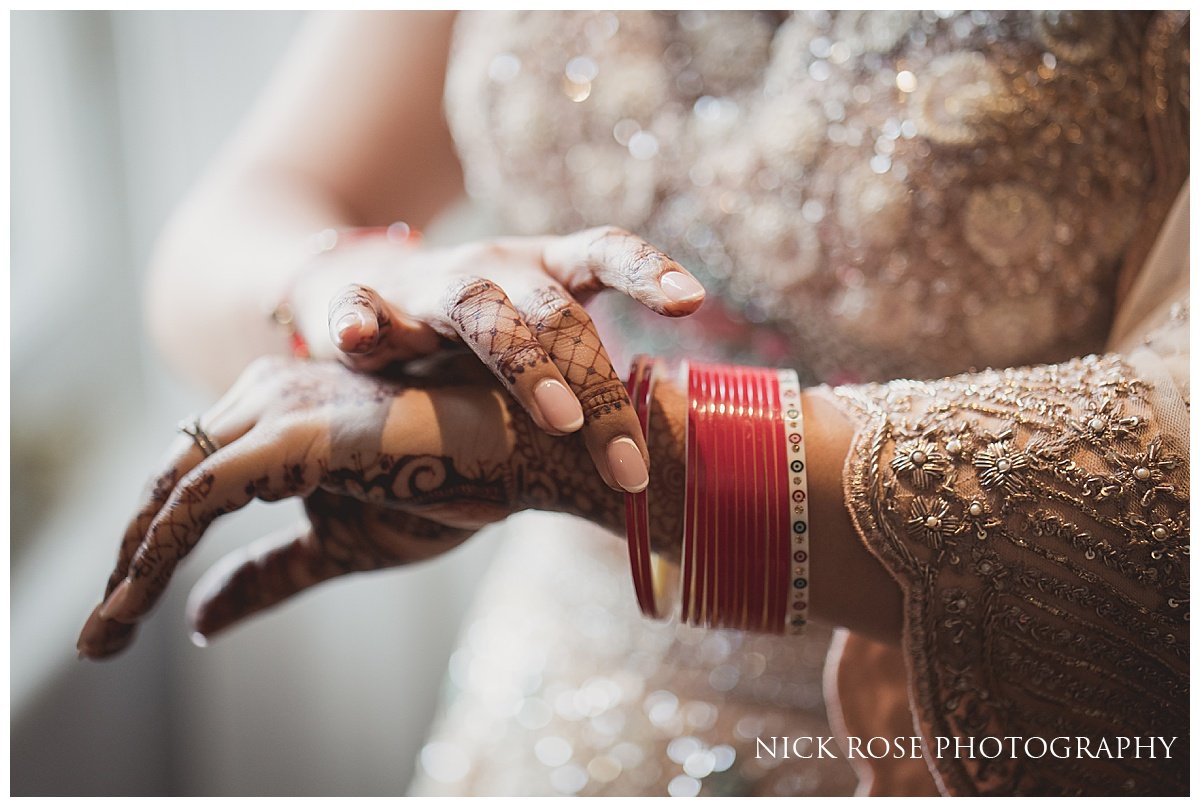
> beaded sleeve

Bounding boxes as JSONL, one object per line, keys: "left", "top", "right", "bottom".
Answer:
{"left": 814, "top": 301, "right": 1189, "bottom": 795}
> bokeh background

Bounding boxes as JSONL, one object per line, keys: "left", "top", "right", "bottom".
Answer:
{"left": 12, "top": 11, "right": 509, "bottom": 795}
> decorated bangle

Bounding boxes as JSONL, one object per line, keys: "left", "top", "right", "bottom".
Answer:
{"left": 271, "top": 222, "right": 420, "bottom": 359}
{"left": 777, "top": 369, "right": 809, "bottom": 635}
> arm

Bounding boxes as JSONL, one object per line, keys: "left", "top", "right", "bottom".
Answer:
{"left": 146, "top": 11, "right": 464, "bottom": 392}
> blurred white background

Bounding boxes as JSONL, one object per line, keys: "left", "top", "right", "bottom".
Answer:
{"left": 12, "top": 11, "right": 503, "bottom": 795}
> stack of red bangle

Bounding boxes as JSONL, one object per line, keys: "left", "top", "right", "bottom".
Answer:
{"left": 624, "top": 357, "right": 808, "bottom": 635}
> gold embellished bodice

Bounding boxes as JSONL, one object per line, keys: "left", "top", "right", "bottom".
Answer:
{"left": 445, "top": 10, "right": 1169, "bottom": 384}
{"left": 414, "top": 11, "right": 1189, "bottom": 797}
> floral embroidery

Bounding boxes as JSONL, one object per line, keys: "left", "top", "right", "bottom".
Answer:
{"left": 891, "top": 439, "right": 951, "bottom": 489}
{"left": 828, "top": 350, "right": 1189, "bottom": 796}
{"left": 906, "top": 496, "right": 959, "bottom": 549}
{"left": 972, "top": 438, "right": 1032, "bottom": 495}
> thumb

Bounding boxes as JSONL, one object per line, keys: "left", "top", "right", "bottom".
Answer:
{"left": 328, "top": 283, "right": 441, "bottom": 372}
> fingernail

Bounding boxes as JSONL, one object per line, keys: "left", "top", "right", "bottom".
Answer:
{"left": 190, "top": 631, "right": 209, "bottom": 648}
{"left": 660, "top": 271, "right": 705, "bottom": 304}
{"left": 607, "top": 437, "right": 649, "bottom": 493}
{"left": 334, "top": 311, "right": 365, "bottom": 340}
{"left": 534, "top": 379, "right": 584, "bottom": 432}
{"left": 98, "top": 579, "right": 133, "bottom": 621}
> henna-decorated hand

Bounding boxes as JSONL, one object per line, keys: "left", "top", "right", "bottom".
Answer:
{"left": 296, "top": 226, "right": 705, "bottom": 494}
{"left": 75, "top": 356, "right": 630, "bottom": 660}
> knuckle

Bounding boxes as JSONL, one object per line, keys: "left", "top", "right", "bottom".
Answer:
{"left": 523, "top": 287, "right": 580, "bottom": 329}
{"left": 576, "top": 376, "right": 631, "bottom": 423}
{"left": 444, "top": 276, "right": 503, "bottom": 319}
{"left": 492, "top": 339, "right": 549, "bottom": 385}
{"left": 581, "top": 226, "right": 661, "bottom": 284}
{"left": 176, "top": 465, "right": 217, "bottom": 506}
{"left": 620, "top": 242, "right": 662, "bottom": 282}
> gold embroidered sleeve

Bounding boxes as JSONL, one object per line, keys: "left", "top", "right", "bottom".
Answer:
{"left": 815, "top": 308, "right": 1189, "bottom": 796}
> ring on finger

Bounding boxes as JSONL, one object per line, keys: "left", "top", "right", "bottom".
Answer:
{"left": 178, "top": 415, "right": 221, "bottom": 457}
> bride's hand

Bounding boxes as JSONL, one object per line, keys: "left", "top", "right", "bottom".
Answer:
{"left": 298, "top": 226, "right": 705, "bottom": 494}
{"left": 75, "top": 356, "right": 623, "bottom": 659}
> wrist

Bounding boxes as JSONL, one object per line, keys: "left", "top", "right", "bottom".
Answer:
{"left": 800, "top": 388, "right": 902, "bottom": 642}
{"left": 643, "top": 369, "right": 687, "bottom": 562}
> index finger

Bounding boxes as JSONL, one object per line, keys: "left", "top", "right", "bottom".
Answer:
{"left": 94, "top": 423, "right": 319, "bottom": 626}
{"left": 541, "top": 227, "right": 706, "bottom": 317}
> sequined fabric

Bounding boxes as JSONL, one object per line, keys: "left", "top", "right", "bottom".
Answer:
{"left": 824, "top": 305, "right": 1189, "bottom": 795}
{"left": 445, "top": 10, "right": 1171, "bottom": 384}
{"left": 412, "top": 10, "right": 1188, "bottom": 796}
{"left": 411, "top": 519, "right": 858, "bottom": 796}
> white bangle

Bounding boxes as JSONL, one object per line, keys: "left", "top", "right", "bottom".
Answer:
{"left": 777, "top": 369, "right": 809, "bottom": 635}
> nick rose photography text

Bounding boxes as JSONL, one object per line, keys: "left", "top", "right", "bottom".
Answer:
{"left": 755, "top": 736, "right": 1179, "bottom": 761}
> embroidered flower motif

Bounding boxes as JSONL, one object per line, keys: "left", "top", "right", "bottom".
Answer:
{"left": 960, "top": 498, "right": 999, "bottom": 541}
{"left": 1073, "top": 397, "right": 1144, "bottom": 445}
{"left": 906, "top": 496, "right": 959, "bottom": 549}
{"left": 1113, "top": 434, "right": 1180, "bottom": 485}
{"left": 890, "top": 439, "right": 950, "bottom": 489}
{"left": 974, "top": 440, "right": 1031, "bottom": 494}
{"left": 971, "top": 546, "right": 1006, "bottom": 582}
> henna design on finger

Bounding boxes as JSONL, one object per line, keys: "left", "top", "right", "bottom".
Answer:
{"left": 344, "top": 296, "right": 391, "bottom": 355}
{"left": 522, "top": 286, "right": 629, "bottom": 423}
{"left": 445, "top": 278, "right": 548, "bottom": 384}
{"left": 585, "top": 228, "right": 666, "bottom": 291}
{"left": 125, "top": 445, "right": 319, "bottom": 615}
{"left": 107, "top": 468, "right": 179, "bottom": 592}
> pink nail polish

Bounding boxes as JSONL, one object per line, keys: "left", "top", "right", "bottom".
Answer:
{"left": 534, "top": 379, "right": 584, "bottom": 432}
{"left": 660, "top": 271, "right": 705, "bottom": 304}
{"left": 98, "top": 578, "right": 133, "bottom": 621}
{"left": 607, "top": 437, "right": 649, "bottom": 493}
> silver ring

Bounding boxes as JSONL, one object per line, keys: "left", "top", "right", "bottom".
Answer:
{"left": 178, "top": 416, "right": 221, "bottom": 457}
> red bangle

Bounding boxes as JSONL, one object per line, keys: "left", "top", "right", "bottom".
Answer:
{"left": 728, "top": 366, "right": 747, "bottom": 628}
{"left": 695, "top": 363, "right": 716, "bottom": 626}
{"left": 747, "top": 367, "right": 770, "bottom": 631}
{"left": 624, "top": 355, "right": 661, "bottom": 619}
{"left": 681, "top": 361, "right": 700, "bottom": 624}
{"left": 272, "top": 222, "right": 421, "bottom": 359}
{"left": 767, "top": 370, "right": 787, "bottom": 632}
{"left": 709, "top": 364, "right": 730, "bottom": 627}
